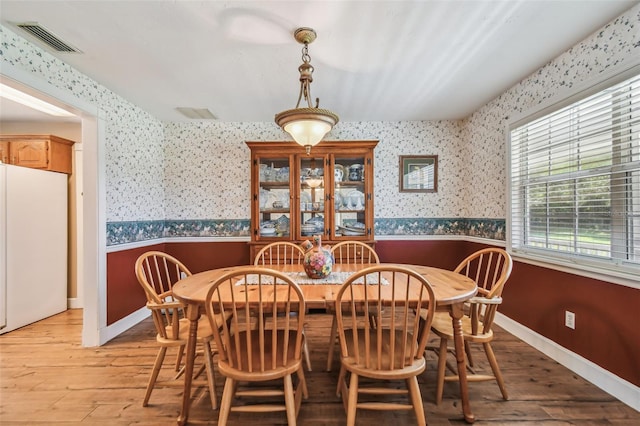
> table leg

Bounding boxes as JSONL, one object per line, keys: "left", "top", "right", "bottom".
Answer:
{"left": 177, "top": 304, "right": 201, "bottom": 426}
{"left": 450, "top": 303, "right": 475, "bottom": 423}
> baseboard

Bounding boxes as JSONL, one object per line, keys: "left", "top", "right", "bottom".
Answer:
{"left": 100, "top": 307, "right": 149, "bottom": 345}
{"left": 495, "top": 312, "right": 640, "bottom": 412}
{"left": 67, "top": 297, "right": 81, "bottom": 309}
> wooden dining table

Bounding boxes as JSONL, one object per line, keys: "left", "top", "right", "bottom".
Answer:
{"left": 172, "top": 263, "right": 478, "bottom": 425}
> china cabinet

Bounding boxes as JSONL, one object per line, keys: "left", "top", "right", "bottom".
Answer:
{"left": 0, "top": 135, "right": 75, "bottom": 174}
{"left": 246, "top": 140, "right": 377, "bottom": 259}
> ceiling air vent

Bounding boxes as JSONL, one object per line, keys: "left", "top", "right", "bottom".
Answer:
{"left": 16, "top": 22, "right": 81, "bottom": 53}
{"left": 176, "top": 107, "right": 217, "bottom": 120}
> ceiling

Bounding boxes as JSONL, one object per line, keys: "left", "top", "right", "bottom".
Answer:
{"left": 0, "top": 0, "right": 637, "bottom": 124}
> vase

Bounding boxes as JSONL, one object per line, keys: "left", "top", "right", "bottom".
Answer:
{"left": 302, "top": 235, "right": 333, "bottom": 279}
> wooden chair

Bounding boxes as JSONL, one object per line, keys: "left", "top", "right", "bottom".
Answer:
{"left": 204, "top": 266, "right": 308, "bottom": 425}
{"left": 430, "top": 247, "right": 513, "bottom": 403}
{"left": 326, "top": 241, "right": 380, "bottom": 371}
{"left": 334, "top": 265, "right": 436, "bottom": 426}
{"left": 135, "top": 251, "right": 221, "bottom": 408}
{"left": 254, "top": 241, "right": 305, "bottom": 265}
{"left": 254, "top": 241, "right": 312, "bottom": 372}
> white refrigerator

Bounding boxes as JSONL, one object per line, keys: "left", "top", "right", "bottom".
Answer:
{"left": 0, "top": 163, "right": 68, "bottom": 334}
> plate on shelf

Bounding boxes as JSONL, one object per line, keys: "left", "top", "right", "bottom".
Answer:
{"left": 345, "top": 190, "right": 365, "bottom": 210}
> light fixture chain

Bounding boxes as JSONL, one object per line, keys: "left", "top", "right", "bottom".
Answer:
{"left": 274, "top": 27, "right": 339, "bottom": 155}
{"left": 301, "top": 43, "right": 311, "bottom": 64}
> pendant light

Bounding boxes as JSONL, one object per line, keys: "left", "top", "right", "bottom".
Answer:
{"left": 275, "top": 27, "right": 339, "bottom": 155}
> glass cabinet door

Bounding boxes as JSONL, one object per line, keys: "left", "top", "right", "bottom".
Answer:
{"left": 299, "top": 155, "right": 327, "bottom": 239}
{"left": 332, "top": 154, "right": 368, "bottom": 238}
{"left": 257, "top": 156, "right": 291, "bottom": 239}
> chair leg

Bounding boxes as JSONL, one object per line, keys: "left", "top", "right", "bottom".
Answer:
{"left": 218, "top": 377, "right": 235, "bottom": 425}
{"left": 407, "top": 376, "right": 426, "bottom": 426}
{"left": 327, "top": 314, "right": 338, "bottom": 371}
{"left": 336, "top": 364, "right": 346, "bottom": 397}
{"left": 346, "top": 372, "right": 359, "bottom": 426}
{"left": 294, "top": 371, "right": 304, "bottom": 416}
{"left": 202, "top": 340, "right": 218, "bottom": 409}
{"left": 484, "top": 342, "right": 509, "bottom": 400}
{"left": 143, "top": 346, "right": 167, "bottom": 406}
{"left": 464, "top": 340, "right": 474, "bottom": 367}
{"left": 296, "top": 365, "right": 309, "bottom": 399}
{"left": 175, "top": 344, "right": 185, "bottom": 371}
{"left": 284, "top": 374, "right": 297, "bottom": 426}
{"left": 436, "top": 337, "right": 448, "bottom": 405}
{"left": 303, "top": 333, "right": 312, "bottom": 371}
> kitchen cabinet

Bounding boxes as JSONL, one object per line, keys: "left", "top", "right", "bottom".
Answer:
{"left": 246, "top": 140, "right": 377, "bottom": 260}
{"left": 0, "top": 141, "right": 8, "bottom": 164}
{"left": 0, "top": 134, "right": 75, "bottom": 174}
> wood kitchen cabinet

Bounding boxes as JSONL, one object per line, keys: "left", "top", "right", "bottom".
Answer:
{"left": 0, "top": 141, "right": 8, "bottom": 164}
{"left": 246, "top": 140, "right": 377, "bottom": 260}
{"left": 0, "top": 134, "right": 75, "bottom": 174}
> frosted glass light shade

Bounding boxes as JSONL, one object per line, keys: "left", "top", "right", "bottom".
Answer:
{"left": 275, "top": 106, "right": 339, "bottom": 154}
{"left": 284, "top": 119, "right": 332, "bottom": 147}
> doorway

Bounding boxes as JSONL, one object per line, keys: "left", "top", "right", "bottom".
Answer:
{"left": 0, "top": 70, "right": 105, "bottom": 346}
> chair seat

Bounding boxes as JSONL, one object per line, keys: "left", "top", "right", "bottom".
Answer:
{"left": 341, "top": 329, "right": 425, "bottom": 378}
{"left": 218, "top": 329, "right": 302, "bottom": 381}
{"left": 161, "top": 312, "right": 229, "bottom": 344}
{"left": 430, "top": 311, "right": 494, "bottom": 343}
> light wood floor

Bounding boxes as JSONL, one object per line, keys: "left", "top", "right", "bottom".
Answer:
{"left": 0, "top": 309, "right": 638, "bottom": 425}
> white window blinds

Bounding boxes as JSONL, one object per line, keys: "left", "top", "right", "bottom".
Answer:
{"left": 510, "top": 72, "right": 640, "bottom": 271}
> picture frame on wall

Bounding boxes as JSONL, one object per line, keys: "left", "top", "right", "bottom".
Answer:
{"left": 399, "top": 155, "right": 438, "bottom": 193}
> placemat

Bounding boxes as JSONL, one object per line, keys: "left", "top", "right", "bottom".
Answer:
{"left": 236, "top": 271, "right": 388, "bottom": 286}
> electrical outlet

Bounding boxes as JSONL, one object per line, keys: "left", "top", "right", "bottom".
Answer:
{"left": 565, "top": 311, "right": 575, "bottom": 329}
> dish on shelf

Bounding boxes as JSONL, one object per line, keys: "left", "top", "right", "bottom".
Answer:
{"left": 260, "top": 220, "right": 277, "bottom": 235}
{"left": 334, "top": 164, "right": 345, "bottom": 182}
{"left": 348, "top": 163, "right": 364, "bottom": 181}
{"left": 275, "top": 215, "right": 290, "bottom": 233}
{"left": 334, "top": 192, "right": 343, "bottom": 210}
{"left": 260, "top": 227, "right": 277, "bottom": 236}
{"left": 305, "top": 215, "right": 324, "bottom": 233}
{"left": 260, "top": 190, "right": 279, "bottom": 210}
{"left": 345, "top": 190, "right": 365, "bottom": 210}
{"left": 337, "top": 224, "right": 365, "bottom": 236}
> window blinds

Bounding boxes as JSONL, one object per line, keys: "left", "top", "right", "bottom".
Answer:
{"left": 510, "top": 72, "right": 640, "bottom": 268}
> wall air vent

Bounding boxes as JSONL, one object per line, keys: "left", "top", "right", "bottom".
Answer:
{"left": 16, "top": 22, "right": 82, "bottom": 53}
{"left": 176, "top": 107, "right": 218, "bottom": 120}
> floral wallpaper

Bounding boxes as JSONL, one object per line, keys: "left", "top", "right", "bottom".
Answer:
{"left": 2, "top": 2, "right": 639, "bottom": 246}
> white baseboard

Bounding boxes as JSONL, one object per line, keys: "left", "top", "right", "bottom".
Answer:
{"left": 67, "top": 297, "right": 81, "bottom": 309}
{"left": 495, "top": 312, "right": 640, "bottom": 412}
{"left": 100, "top": 307, "right": 149, "bottom": 345}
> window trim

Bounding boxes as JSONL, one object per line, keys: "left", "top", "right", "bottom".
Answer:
{"left": 506, "top": 61, "right": 640, "bottom": 287}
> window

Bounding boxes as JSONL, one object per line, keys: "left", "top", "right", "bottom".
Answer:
{"left": 509, "top": 71, "right": 640, "bottom": 274}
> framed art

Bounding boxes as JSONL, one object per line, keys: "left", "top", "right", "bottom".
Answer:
{"left": 399, "top": 155, "right": 438, "bottom": 193}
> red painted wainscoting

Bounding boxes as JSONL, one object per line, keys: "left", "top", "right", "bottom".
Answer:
{"left": 501, "top": 262, "right": 640, "bottom": 387}
{"left": 106, "top": 241, "right": 251, "bottom": 325}
{"left": 106, "top": 243, "right": 164, "bottom": 325}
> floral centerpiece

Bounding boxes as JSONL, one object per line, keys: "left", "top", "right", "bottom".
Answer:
{"left": 302, "top": 235, "right": 333, "bottom": 279}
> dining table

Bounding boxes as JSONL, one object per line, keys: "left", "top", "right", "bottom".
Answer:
{"left": 172, "top": 262, "right": 478, "bottom": 425}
